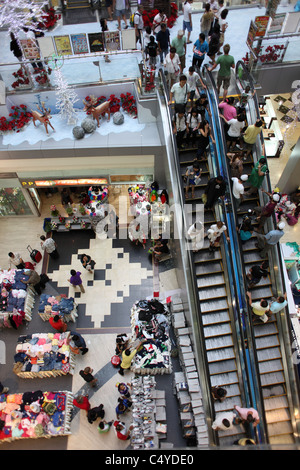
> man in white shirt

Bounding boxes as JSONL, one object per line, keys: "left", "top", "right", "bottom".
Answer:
{"left": 134, "top": 5, "right": 144, "bottom": 46}
{"left": 182, "top": 0, "right": 193, "bottom": 44}
{"left": 168, "top": 74, "right": 191, "bottom": 113}
{"left": 40, "top": 235, "right": 59, "bottom": 259}
{"left": 8, "top": 252, "right": 25, "bottom": 269}
{"left": 164, "top": 47, "right": 181, "bottom": 88}
{"left": 152, "top": 9, "right": 168, "bottom": 35}
{"left": 220, "top": 114, "right": 245, "bottom": 151}
{"left": 114, "top": 0, "right": 128, "bottom": 31}
{"left": 231, "top": 174, "right": 248, "bottom": 209}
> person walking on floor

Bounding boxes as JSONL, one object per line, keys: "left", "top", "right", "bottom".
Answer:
{"left": 182, "top": 0, "right": 193, "bottom": 44}
{"left": 40, "top": 235, "right": 59, "bottom": 259}
{"left": 156, "top": 23, "right": 170, "bottom": 64}
{"left": 0, "top": 382, "right": 9, "bottom": 394}
{"left": 133, "top": 4, "right": 144, "bottom": 47}
{"left": 117, "top": 382, "right": 131, "bottom": 398}
{"left": 171, "top": 30, "right": 187, "bottom": 72}
{"left": 192, "top": 33, "right": 209, "bottom": 70}
{"left": 113, "top": 0, "right": 128, "bottom": 31}
{"left": 87, "top": 404, "right": 105, "bottom": 424}
{"left": 152, "top": 9, "right": 168, "bottom": 36}
{"left": 79, "top": 367, "right": 98, "bottom": 387}
{"left": 255, "top": 221, "right": 285, "bottom": 258}
{"left": 73, "top": 394, "right": 91, "bottom": 413}
{"left": 49, "top": 314, "right": 68, "bottom": 333}
{"left": 68, "top": 270, "right": 85, "bottom": 293}
{"left": 113, "top": 420, "right": 133, "bottom": 440}
{"left": 208, "top": 43, "right": 235, "bottom": 100}
{"left": 116, "top": 396, "right": 132, "bottom": 419}
{"left": 147, "top": 35, "right": 159, "bottom": 68}
{"left": 98, "top": 420, "right": 114, "bottom": 434}
{"left": 201, "top": 3, "right": 215, "bottom": 40}
{"left": 163, "top": 47, "right": 181, "bottom": 89}
{"left": 8, "top": 252, "right": 25, "bottom": 270}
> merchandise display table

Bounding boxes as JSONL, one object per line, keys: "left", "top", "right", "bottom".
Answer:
{"left": 13, "top": 332, "right": 76, "bottom": 378}
{"left": 0, "top": 390, "right": 74, "bottom": 444}
{"left": 38, "top": 294, "right": 78, "bottom": 322}
{"left": 0, "top": 269, "right": 35, "bottom": 328}
{"left": 130, "top": 299, "right": 172, "bottom": 375}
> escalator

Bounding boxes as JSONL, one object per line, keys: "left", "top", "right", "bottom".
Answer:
{"left": 177, "top": 117, "right": 249, "bottom": 445}
{"left": 214, "top": 60, "right": 300, "bottom": 445}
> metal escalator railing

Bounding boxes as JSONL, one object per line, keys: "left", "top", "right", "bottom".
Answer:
{"left": 156, "top": 69, "right": 216, "bottom": 446}
{"left": 203, "top": 64, "right": 269, "bottom": 444}
{"left": 235, "top": 60, "right": 300, "bottom": 445}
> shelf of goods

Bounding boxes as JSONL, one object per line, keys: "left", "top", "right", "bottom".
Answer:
{"left": 130, "top": 299, "right": 172, "bottom": 375}
{"left": 130, "top": 375, "right": 167, "bottom": 450}
{"left": 38, "top": 293, "right": 78, "bottom": 322}
{"left": 0, "top": 390, "right": 74, "bottom": 444}
{"left": 0, "top": 269, "right": 35, "bottom": 328}
{"left": 13, "top": 332, "right": 76, "bottom": 379}
{"left": 50, "top": 216, "right": 92, "bottom": 232}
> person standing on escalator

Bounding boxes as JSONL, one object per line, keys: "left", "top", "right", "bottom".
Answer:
{"left": 203, "top": 175, "right": 226, "bottom": 210}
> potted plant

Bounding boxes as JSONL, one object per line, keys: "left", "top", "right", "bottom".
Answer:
{"left": 72, "top": 216, "right": 79, "bottom": 224}
{"left": 50, "top": 204, "right": 59, "bottom": 217}
{"left": 79, "top": 204, "right": 86, "bottom": 215}
{"left": 51, "top": 221, "right": 58, "bottom": 230}
{"left": 66, "top": 204, "right": 74, "bottom": 216}
{"left": 80, "top": 220, "right": 87, "bottom": 229}
{"left": 59, "top": 216, "right": 65, "bottom": 224}
{"left": 65, "top": 221, "right": 71, "bottom": 230}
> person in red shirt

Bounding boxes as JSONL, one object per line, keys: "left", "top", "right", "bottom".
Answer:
{"left": 49, "top": 314, "right": 67, "bottom": 332}
{"left": 113, "top": 421, "right": 133, "bottom": 440}
{"left": 73, "top": 395, "right": 91, "bottom": 413}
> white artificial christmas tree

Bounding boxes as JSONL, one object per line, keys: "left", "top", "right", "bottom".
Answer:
{"left": 54, "top": 68, "right": 79, "bottom": 125}
{"left": 0, "top": 0, "right": 48, "bottom": 40}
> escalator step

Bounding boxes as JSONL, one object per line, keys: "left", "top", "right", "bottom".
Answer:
{"left": 203, "top": 322, "right": 231, "bottom": 338}
{"left": 266, "top": 408, "right": 291, "bottom": 424}
{"left": 195, "top": 262, "right": 222, "bottom": 275}
{"left": 260, "top": 371, "right": 285, "bottom": 386}
{"left": 255, "top": 335, "right": 280, "bottom": 349}
{"left": 264, "top": 395, "right": 289, "bottom": 411}
{"left": 202, "top": 310, "right": 230, "bottom": 325}
{"left": 207, "top": 347, "right": 236, "bottom": 362}
{"left": 267, "top": 421, "right": 293, "bottom": 437}
{"left": 254, "top": 323, "right": 278, "bottom": 337}
{"left": 209, "top": 359, "right": 237, "bottom": 376}
{"left": 209, "top": 371, "right": 238, "bottom": 386}
{"left": 262, "top": 384, "right": 286, "bottom": 398}
{"left": 214, "top": 396, "right": 242, "bottom": 413}
{"left": 200, "top": 299, "right": 228, "bottom": 312}
{"left": 198, "top": 286, "right": 227, "bottom": 300}
{"left": 257, "top": 347, "right": 282, "bottom": 361}
{"left": 205, "top": 335, "right": 234, "bottom": 350}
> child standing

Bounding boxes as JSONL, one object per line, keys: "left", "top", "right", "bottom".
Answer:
{"left": 147, "top": 35, "right": 158, "bottom": 68}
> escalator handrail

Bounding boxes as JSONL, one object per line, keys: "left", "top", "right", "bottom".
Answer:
{"left": 235, "top": 61, "right": 300, "bottom": 439}
{"left": 203, "top": 64, "right": 269, "bottom": 443}
{"left": 157, "top": 69, "right": 217, "bottom": 443}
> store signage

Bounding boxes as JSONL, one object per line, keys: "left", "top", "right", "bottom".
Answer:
{"left": 21, "top": 178, "right": 108, "bottom": 187}
{"left": 254, "top": 16, "right": 270, "bottom": 37}
{"left": 246, "top": 21, "right": 258, "bottom": 52}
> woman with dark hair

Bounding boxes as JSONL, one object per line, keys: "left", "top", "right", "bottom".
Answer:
{"left": 207, "top": 22, "right": 220, "bottom": 65}
{"left": 218, "top": 8, "right": 229, "bottom": 53}
{"left": 80, "top": 253, "right": 96, "bottom": 272}
{"left": 196, "top": 120, "right": 215, "bottom": 161}
{"left": 10, "top": 33, "right": 23, "bottom": 62}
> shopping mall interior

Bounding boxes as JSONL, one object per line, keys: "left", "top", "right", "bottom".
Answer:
{"left": 0, "top": 0, "right": 300, "bottom": 453}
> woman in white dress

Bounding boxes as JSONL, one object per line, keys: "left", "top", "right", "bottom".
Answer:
{"left": 187, "top": 221, "right": 204, "bottom": 252}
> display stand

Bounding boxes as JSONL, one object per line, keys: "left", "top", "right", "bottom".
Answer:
{"left": 0, "top": 390, "right": 74, "bottom": 444}
{"left": 0, "top": 269, "right": 35, "bottom": 328}
{"left": 130, "top": 299, "right": 172, "bottom": 376}
{"left": 130, "top": 375, "right": 166, "bottom": 449}
{"left": 13, "top": 332, "right": 76, "bottom": 378}
{"left": 38, "top": 294, "right": 78, "bottom": 322}
{"left": 170, "top": 296, "right": 209, "bottom": 447}
{"left": 260, "top": 97, "right": 284, "bottom": 158}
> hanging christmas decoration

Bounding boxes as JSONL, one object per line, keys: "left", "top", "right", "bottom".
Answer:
{"left": 54, "top": 67, "right": 79, "bottom": 125}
